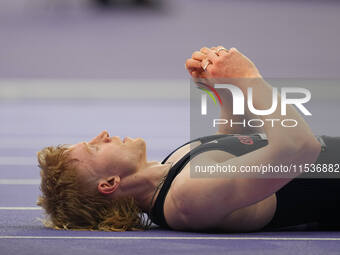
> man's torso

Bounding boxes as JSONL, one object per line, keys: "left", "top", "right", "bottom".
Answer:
{"left": 161, "top": 134, "right": 277, "bottom": 232}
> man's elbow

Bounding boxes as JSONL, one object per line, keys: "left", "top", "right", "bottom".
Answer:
{"left": 275, "top": 136, "right": 321, "bottom": 163}
{"left": 297, "top": 137, "right": 322, "bottom": 162}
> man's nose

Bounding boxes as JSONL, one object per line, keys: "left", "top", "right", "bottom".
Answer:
{"left": 89, "top": 130, "right": 109, "bottom": 144}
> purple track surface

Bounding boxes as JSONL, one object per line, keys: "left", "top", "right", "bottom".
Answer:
{"left": 1, "top": 99, "right": 340, "bottom": 255}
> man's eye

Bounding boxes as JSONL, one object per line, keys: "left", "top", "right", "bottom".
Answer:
{"left": 90, "top": 145, "right": 99, "bottom": 151}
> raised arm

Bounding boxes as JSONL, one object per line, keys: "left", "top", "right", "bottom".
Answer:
{"left": 177, "top": 47, "right": 321, "bottom": 230}
{"left": 211, "top": 84, "right": 264, "bottom": 135}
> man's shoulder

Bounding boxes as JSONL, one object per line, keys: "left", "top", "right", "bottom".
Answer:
{"left": 162, "top": 159, "right": 225, "bottom": 231}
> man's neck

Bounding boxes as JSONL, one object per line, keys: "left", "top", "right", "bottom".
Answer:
{"left": 116, "top": 161, "right": 173, "bottom": 212}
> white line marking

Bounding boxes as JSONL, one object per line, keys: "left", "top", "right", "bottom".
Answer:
{"left": 0, "top": 207, "right": 41, "bottom": 210}
{"left": 0, "top": 179, "right": 40, "bottom": 185}
{"left": 0, "top": 236, "right": 340, "bottom": 241}
{"left": 0, "top": 79, "right": 189, "bottom": 100}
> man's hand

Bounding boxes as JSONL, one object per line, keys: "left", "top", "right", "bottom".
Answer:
{"left": 186, "top": 46, "right": 262, "bottom": 80}
{"left": 185, "top": 46, "right": 265, "bottom": 135}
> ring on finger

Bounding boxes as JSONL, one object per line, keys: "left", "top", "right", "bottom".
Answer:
{"left": 216, "top": 47, "right": 229, "bottom": 54}
{"left": 202, "top": 60, "right": 211, "bottom": 71}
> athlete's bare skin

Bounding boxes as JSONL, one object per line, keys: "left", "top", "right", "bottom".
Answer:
{"left": 68, "top": 46, "right": 321, "bottom": 232}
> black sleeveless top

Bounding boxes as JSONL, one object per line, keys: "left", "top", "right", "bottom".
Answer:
{"left": 150, "top": 133, "right": 340, "bottom": 230}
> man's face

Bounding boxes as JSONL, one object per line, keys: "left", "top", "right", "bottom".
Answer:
{"left": 69, "top": 131, "right": 147, "bottom": 180}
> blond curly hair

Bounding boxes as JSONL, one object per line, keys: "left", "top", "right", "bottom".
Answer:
{"left": 37, "top": 145, "right": 149, "bottom": 231}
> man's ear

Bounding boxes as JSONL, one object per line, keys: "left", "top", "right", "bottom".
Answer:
{"left": 97, "top": 176, "right": 120, "bottom": 195}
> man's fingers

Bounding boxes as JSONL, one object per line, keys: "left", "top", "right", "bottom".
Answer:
{"left": 191, "top": 70, "right": 200, "bottom": 78}
{"left": 192, "top": 51, "right": 205, "bottom": 61}
{"left": 230, "top": 47, "right": 242, "bottom": 56}
{"left": 201, "top": 58, "right": 212, "bottom": 72}
{"left": 215, "top": 45, "right": 230, "bottom": 56}
{"left": 186, "top": 58, "right": 202, "bottom": 71}
{"left": 200, "top": 47, "right": 218, "bottom": 63}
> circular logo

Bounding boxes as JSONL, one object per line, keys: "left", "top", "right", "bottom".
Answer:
{"left": 237, "top": 136, "right": 254, "bottom": 145}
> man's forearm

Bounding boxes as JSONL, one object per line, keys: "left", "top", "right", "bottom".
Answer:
{"left": 216, "top": 88, "right": 264, "bottom": 134}
{"left": 241, "top": 78, "right": 319, "bottom": 149}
